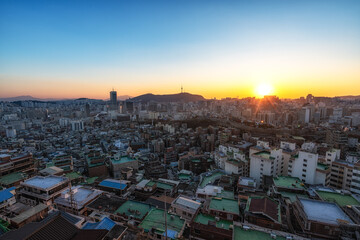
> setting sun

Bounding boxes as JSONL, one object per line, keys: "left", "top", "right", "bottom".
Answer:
{"left": 255, "top": 83, "right": 274, "bottom": 98}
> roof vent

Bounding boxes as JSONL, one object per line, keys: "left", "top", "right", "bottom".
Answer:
{"left": 270, "top": 233, "right": 277, "bottom": 239}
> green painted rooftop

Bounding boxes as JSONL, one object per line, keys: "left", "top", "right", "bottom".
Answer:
{"left": 209, "top": 198, "right": 239, "bottom": 215}
{"left": 0, "top": 172, "right": 27, "bottom": 185}
{"left": 216, "top": 190, "right": 235, "bottom": 199}
{"left": 139, "top": 209, "right": 185, "bottom": 235}
{"left": 233, "top": 225, "right": 286, "bottom": 240}
{"left": 194, "top": 213, "right": 232, "bottom": 230}
{"left": 199, "top": 172, "right": 224, "bottom": 188}
{"left": 279, "top": 191, "right": 309, "bottom": 203}
{"left": 316, "top": 190, "right": 360, "bottom": 207}
{"left": 65, "top": 172, "right": 82, "bottom": 180}
{"left": 85, "top": 177, "right": 98, "bottom": 184}
{"left": 273, "top": 176, "right": 305, "bottom": 190}
{"left": 111, "top": 156, "right": 136, "bottom": 164}
{"left": 317, "top": 163, "right": 329, "bottom": 171}
{"left": 114, "top": 200, "right": 152, "bottom": 219}
{"left": 178, "top": 173, "right": 191, "bottom": 180}
{"left": 146, "top": 181, "right": 156, "bottom": 187}
{"left": 156, "top": 181, "right": 173, "bottom": 190}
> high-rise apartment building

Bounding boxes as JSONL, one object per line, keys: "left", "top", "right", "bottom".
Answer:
{"left": 110, "top": 90, "right": 118, "bottom": 110}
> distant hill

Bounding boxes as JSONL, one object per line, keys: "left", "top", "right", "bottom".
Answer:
{"left": 0, "top": 95, "right": 64, "bottom": 101}
{"left": 129, "top": 92, "right": 206, "bottom": 102}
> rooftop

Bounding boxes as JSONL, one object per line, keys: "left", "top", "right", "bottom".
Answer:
{"left": 209, "top": 198, "right": 239, "bottom": 215}
{"left": 139, "top": 209, "right": 185, "bottom": 239}
{"left": 22, "top": 175, "right": 68, "bottom": 190}
{"left": 253, "top": 151, "right": 273, "bottom": 160}
{"left": 87, "top": 194, "right": 126, "bottom": 213}
{"left": 173, "top": 196, "right": 201, "bottom": 210}
{"left": 114, "top": 200, "right": 152, "bottom": 219}
{"left": 82, "top": 217, "right": 116, "bottom": 231}
{"left": 0, "top": 187, "right": 16, "bottom": 203}
{"left": 317, "top": 163, "right": 329, "bottom": 171}
{"left": 0, "top": 172, "right": 27, "bottom": 185}
{"left": 199, "top": 171, "right": 224, "bottom": 188}
{"left": 11, "top": 203, "right": 48, "bottom": 224}
{"left": 55, "top": 186, "right": 102, "bottom": 209}
{"left": 245, "top": 197, "right": 281, "bottom": 223}
{"left": 65, "top": 172, "right": 83, "bottom": 180}
{"left": 98, "top": 179, "right": 127, "bottom": 190}
{"left": 111, "top": 156, "right": 136, "bottom": 164}
{"left": 194, "top": 213, "right": 232, "bottom": 230}
{"left": 273, "top": 176, "right": 305, "bottom": 190}
{"left": 279, "top": 191, "right": 309, "bottom": 203}
{"left": 316, "top": 190, "right": 360, "bottom": 207}
{"left": 299, "top": 198, "right": 353, "bottom": 225}
{"left": 238, "top": 177, "right": 256, "bottom": 188}
{"left": 233, "top": 225, "right": 286, "bottom": 240}
{"left": 216, "top": 190, "right": 235, "bottom": 199}
{"left": 155, "top": 181, "right": 173, "bottom": 190}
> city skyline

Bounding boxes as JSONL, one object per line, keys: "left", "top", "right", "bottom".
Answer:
{"left": 1, "top": 0, "right": 360, "bottom": 99}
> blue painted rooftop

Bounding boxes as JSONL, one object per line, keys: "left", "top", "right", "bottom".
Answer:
{"left": 99, "top": 179, "right": 127, "bottom": 190}
{"left": 82, "top": 217, "right": 116, "bottom": 230}
{"left": 0, "top": 187, "right": 15, "bottom": 203}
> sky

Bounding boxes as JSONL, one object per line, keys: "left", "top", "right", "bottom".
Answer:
{"left": 0, "top": 0, "right": 359, "bottom": 99}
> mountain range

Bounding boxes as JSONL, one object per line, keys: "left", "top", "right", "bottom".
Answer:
{"left": 129, "top": 92, "right": 206, "bottom": 102}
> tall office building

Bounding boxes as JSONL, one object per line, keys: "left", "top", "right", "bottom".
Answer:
{"left": 110, "top": 90, "right": 118, "bottom": 110}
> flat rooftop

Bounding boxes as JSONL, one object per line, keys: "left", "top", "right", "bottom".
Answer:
{"left": 55, "top": 186, "right": 102, "bottom": 208}
{"left": 139, "top": 209, "right": 184, "bottom": 237}
{"left": 317, "top": 163, "right": 329, "bottom": 171}
{"left": 299, "top": 198, "right": 353, "bottom": 225}
{"left": 199, "top": 171, "right": 224, "bottom": 188}
{"left": 114, "top": 200, "right": 152, "bottom": 219}
{"left": 252, "top": 151, "right": 273, "bottom": 160}
{"left": 273, "top": 176, "right": 305, "bottom": 190}
{"left": 155, "top": 181, "right": 173, "bottom": 190}
{"left": 87, "top": 194, "right": 126, "bottom": 213}
{"left": 316, "top": 190, "right": 360, "bottom": 207}
{"left": 111, "top": 156, "right": 136, "bottom": 164}
{"left": 23, "top": 175, "right": 67, "bottom": 189}
{"left": 209, "top": 198, "right": 239, "bottom": 215}
{"left": 99, "top": 179, "right": 127, "bottom": 190}
{"left": 194, "top": 213, "right": 232, "bottom": 230}
{"left": 0, "top": 172, "right": 27, "bottom": 185}
{"left": 238, "top": 177, "right": 256, "bottom": 188}
{"left": 233, "top": 225, "right": 286, "bottom": 240}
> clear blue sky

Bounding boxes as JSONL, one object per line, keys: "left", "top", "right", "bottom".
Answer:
{"left": 1, "top": 0, "right": 359, "bottom": 99}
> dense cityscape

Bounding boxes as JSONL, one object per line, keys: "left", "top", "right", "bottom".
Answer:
{"left": 0, "top": 90, "right": 359, "bottom": 239}
{"left": 1, "top": 0, "right": 360, "bottom": 239}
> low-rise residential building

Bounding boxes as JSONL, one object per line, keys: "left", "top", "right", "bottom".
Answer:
{"left": 85, "top": 152, "right": 108, "bottom": 177}
{"left": 244, "top": 196, "right": 282, "bottom": 230}
{"left": 0, "top": 187, "right": 16, "bottom": 210}
{"left": 190, "top": 213, "right": 233, "bottom": 240}
{"left": 54, "top": 185, "right": 103, "bottom": 215}
{"left": 98, "top": 179, "right": 130, "bottom": 195}
{"left": 18, "top": 175, "right": 69, "bottom": 206}
{"left": 170, "top": 196, "right": 201, "bottom": 222}
{"left": 138, "top": 208, "right": 186, "bottom": 239}
{"left": 0, "top": 203, "right": 49, "bottom": 228}
{"left": 52, "top": 154, "right": 73, "bottom": 173}
{"left": 113, "top": 200, "right": 152, "bottom": 223}
{"left": 207, "top": 197, "right": 239, "bottom": 221}
{"left": 110, "top": 155, "right": 138, "bottom": 179}
{"left": 293, "top": 198, "right": 353, "bottom": 239}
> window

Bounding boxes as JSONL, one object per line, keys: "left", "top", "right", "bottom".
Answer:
{"left": 302, "top": 174, "right": 306, "bottom": 178}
